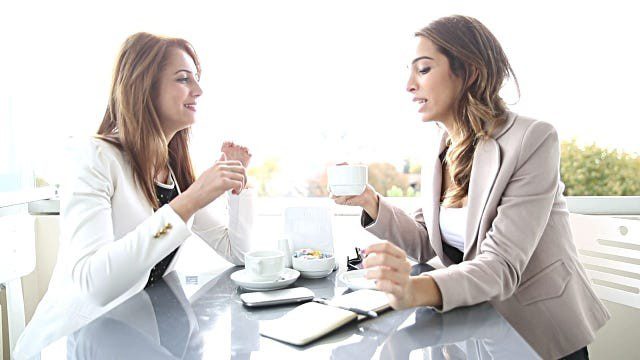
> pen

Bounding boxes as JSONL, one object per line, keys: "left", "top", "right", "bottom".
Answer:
{"left": 312, "top": 297, "right": 378, "bottom": 318}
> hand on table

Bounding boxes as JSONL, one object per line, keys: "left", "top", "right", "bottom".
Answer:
{"left": 363, "top": 241, "right": 443, "bottom": 310}
{"left": 363, "top": 241, "right": 416, "bottom": 309}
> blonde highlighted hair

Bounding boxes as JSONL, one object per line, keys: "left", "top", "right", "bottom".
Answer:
{"left": 96, "top": 32, "right": 200, "bottom": 209}
{"left": 417, "top": 15, "right": 519, "bottom": 207}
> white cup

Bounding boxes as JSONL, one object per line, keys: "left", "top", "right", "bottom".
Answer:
{"left": 244, "top": 250, "right": 285, "bottom": 281}
{"left": 327, "top": 165, "right": 368, "bottom": 196}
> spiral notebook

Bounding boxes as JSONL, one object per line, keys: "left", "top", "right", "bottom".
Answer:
{"left": 259, "top": 289, "right": 390, "bottom": 346}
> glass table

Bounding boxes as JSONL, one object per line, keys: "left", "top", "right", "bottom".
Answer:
{"left": 46, "top": 264, "right": 540, "bottom": 359}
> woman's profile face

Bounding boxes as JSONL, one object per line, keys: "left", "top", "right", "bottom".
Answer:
{"left": 155, "top": 48, "right": 202, "bottom": 136}
{"left": 406, "top": 37, "right": 462, "bottom": 125}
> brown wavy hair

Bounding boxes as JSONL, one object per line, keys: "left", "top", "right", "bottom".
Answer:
{"left": 416, "top": 15, "right": 519, "bottom": 207}
{"left": 96, "top": 32, "right": 199, "bottom": 209}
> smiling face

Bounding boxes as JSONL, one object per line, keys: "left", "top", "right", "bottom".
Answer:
{"left": 154, "top": 47, "right": 202, "bottom": 139}
{"left": 406, "top": 37, "right": 463, "bottom": 127}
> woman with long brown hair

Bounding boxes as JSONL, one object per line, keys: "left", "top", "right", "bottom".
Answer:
{"left": 334, "top": 16, "right": 609, "bottom": 359}
{"left": 14, "top": 32, "right": 255, "bottom": 357}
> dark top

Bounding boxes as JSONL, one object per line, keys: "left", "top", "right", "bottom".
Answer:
{"left": 145, "top": 181, "right": 180, "bottom": 288}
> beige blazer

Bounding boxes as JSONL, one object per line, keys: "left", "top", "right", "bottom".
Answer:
{"left": 364, "top": 112, "right": 610, "bottom": 359}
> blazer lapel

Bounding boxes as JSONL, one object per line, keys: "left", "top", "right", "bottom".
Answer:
{"left": 463, "top": 137, "right": 501, "bottom": 259}
{"left": 422, "top": 129, "right": 449, "bottom": 261}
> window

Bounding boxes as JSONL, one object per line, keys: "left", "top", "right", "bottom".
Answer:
{"left": 0, "top": 93, "right": 32, "bottom": 193}
{"left": 2, "top": 1, "right": 638, "bottom": 202}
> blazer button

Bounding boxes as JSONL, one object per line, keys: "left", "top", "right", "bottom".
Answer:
{"left": 153, "top": 232, "right": 161, "bottom": 239}
{"left": 164, "top": 223, "right": 173, "bottom": 230}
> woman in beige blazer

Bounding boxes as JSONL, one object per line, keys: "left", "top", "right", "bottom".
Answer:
{"left": 334, "top": 16, "right": 609, "bottom": 359}
{"left": 14, "top": 33, "right": 255, "bottom": 358}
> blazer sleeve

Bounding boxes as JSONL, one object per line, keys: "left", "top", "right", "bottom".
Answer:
{"left": 361, "top": 196, "right": 436, "bottom": 263}
{"left": 191, "top": 188, "right": 255, "bottom": 266}
{"left": 63, "top": 139, "right": 192, "bottom": 307}
{"left": 427, "top": 121, "right": 560, "bottom": 312}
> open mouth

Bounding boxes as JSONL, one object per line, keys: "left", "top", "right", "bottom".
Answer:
{"left": 184, "top": 104, "right": 197, "bottom": 112}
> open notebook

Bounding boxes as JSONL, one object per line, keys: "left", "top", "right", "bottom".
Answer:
{"left": 259, "top": 289, "right": 390, "bottom": 346}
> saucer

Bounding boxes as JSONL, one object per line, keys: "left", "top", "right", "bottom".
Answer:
{"left": 299, "top": 268, "right": 333, "bottom": 279}
{"left": 231, "top": 268, "right": 300, "bottom": 291}
{"left": 338, "top": 269, "right": 377, "bottom": 290}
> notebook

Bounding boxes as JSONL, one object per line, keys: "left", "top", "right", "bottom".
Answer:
{"left": 259, "top": 289, "right": 390, "bottom": 346}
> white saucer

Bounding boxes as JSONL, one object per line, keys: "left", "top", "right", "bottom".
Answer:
{"left": 299, "top": 268, "right": 333, "bottom": 279}
{"left": 231, "top": 268, "right": 300, "bottom": 291}
{"left": 338, "top": 269, "right": 377, "bottom": 290}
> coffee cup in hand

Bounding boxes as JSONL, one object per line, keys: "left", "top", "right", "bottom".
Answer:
{"left": 244, "top": 250, "right": 285, "bottom": 282}
{"left": 327, "top": 165, "right": 368, "bottom": 196}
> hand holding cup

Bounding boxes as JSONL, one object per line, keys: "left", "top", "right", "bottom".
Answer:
{"left": 330, "top": 163, "right": 380, "bottom": 220}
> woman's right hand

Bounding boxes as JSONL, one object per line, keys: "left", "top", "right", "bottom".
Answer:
{"left": 332, "top": 184, "right": 381, "bottom": 221}
{"left": 171, "top": 153, "right": 246, "bottom": 221}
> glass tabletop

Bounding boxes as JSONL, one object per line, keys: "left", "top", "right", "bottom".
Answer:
{"left": 56, "top": 264, "right": 540, "bottom": 359}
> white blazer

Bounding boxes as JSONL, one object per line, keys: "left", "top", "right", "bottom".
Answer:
{"left": 14, "top": 137, "right": 255, "bottom": 359}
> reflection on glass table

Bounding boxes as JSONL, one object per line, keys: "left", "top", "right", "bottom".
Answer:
{"left": 381, "top": 302, "right": 540, "bottom": 359}
{"left": 66, "top": 271, "right": 199, "bottom": 359}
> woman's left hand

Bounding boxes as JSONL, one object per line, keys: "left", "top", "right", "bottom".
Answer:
{"left": 221, "top": 141, "right": 252, "bottom": 168}
{"left": 363, "top": 241, "right": 416, "bottom": 309}
{"left": 221, "top": 141, "right": 252, "bottom": 193}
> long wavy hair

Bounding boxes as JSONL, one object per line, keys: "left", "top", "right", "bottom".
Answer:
{"left": 416, "top": 15, "right": 519, "bottom": 207}
{"left": 96, "top": 32, "right": 199, "bottom": 209}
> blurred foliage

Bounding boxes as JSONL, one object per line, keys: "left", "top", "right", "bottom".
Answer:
{"left": 247, "top": 158, "right": 281, "bottom": 196}
{"left": 403, "top": 158, "right": 422, "bottom": 174}
{"left": 386, "top": 185, "right": 404, "bottom": 197}
{"left": 35, "top": 177, "right": 49, "bottom": 187}
{"left": 368, "top": 162, "right": 409, "bottom": 197}
{"left": 385, "top": 185, "right": 420, "bottom": 197}
{"left": 252, "top": 140, "right": 639, "bottom": 197}
{"left": 305, "top": 162, "right": 420, "bottom": 197}
{"left": 307, "top": 169, "right": 329, "bottom": 197}
{"left": 560, "top": 140, "right": 640, "bottom": 196}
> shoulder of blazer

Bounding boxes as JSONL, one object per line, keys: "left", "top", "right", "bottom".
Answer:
{"left": 493, "top": 112, "right": 558, "bottom": 146}
{"left": 63, "top": 137, "right": 131, "bottom": 196}
{"left": 492, "top": 112, "right": 560, "bottom": 171}
{"left": 66, "top": 136, "right": 127, "bottom": 168}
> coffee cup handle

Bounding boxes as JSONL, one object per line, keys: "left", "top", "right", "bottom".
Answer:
{"left": 249, "top": 260, "right": 263, "bottom": 275}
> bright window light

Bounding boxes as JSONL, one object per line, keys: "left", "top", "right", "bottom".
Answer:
{"left": 1, "top": 0, "right": 638, "bottom": 196}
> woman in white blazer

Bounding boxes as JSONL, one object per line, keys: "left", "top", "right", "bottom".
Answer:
{"left": 334, "top": 16, "right": 609, "bottom": 359}
{"left": 14, "top": 32, "right": 255, "bottom": 358}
